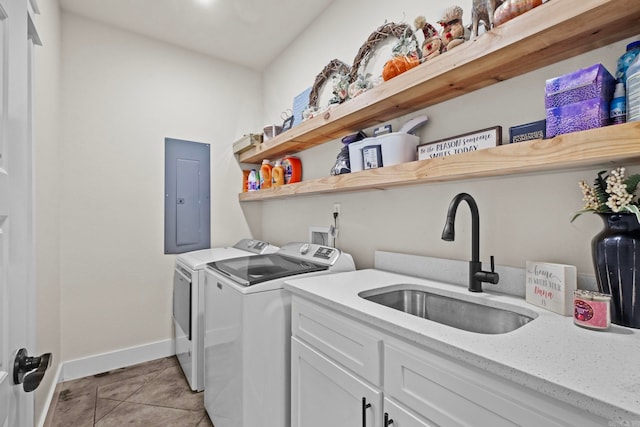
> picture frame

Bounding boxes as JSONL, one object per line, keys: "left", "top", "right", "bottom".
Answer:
{"left": 417, "top": 126, "right": 502, "bottom": 160}
{"left": 282, "top": 115, "right": 294, "bottom": 131}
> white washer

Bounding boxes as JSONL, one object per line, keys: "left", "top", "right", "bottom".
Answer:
{"left": 203, "top": 242, "right": 355, "bottom": 427}
{"left": 173, "top": 239, "right": 278, "bottom": 392}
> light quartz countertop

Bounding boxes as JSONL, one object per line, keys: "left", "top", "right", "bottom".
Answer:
{"left": 284, "top": 268, "right": 640, "bottom": 423}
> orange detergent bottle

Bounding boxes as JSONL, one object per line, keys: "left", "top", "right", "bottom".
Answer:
{"left": 282, "top": 156, "right": 302, "bottom": 184}
{"left": 272, "top": 161, "right": 285, "bottom": 187}
{"left": 260, "top": 159, "right": 272, "bottom": 189}
{"left": 242, "top": 170, "right": 250, "bottom": 192}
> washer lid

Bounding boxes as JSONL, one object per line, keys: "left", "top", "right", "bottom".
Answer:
{"left": 176, "top": 240, "right": 278, "bottom": 270}
{"left": 207, "top": 253, "right": 328, "bottom": 287}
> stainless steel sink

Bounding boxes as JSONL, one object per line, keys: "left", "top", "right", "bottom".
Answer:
{"left": 361, "top": 288, "right": 535, "bottom": 334}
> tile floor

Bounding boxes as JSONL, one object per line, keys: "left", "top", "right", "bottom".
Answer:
{"left": 46, "top": 356, "right": 214, "bottom": 427}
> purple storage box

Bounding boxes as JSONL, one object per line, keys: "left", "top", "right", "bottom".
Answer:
{"left": 545, "top": 98, "right": 609, "bottom": 137}
{"left": 545, "top": 64, "right": 614, "bottom": 109}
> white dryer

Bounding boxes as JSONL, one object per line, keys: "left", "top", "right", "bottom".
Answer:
{"left": 173, "top": 239, "right": 278, "bottom": 391}
{"left": 203, "top": 242, "right": 355, "bottom": 427}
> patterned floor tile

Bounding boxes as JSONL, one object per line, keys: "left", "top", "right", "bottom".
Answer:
{"left": 197, "top": 413, "right": 215, "bottom": 427}
{"left": 126, "top": 365, "right": 204, "bottom": 411}
{"left": 49, "top": 383, "right": 97, "bottom": 427}
{"left": 94, "top": 401, "right": 205, "bottom": 427}
{"left": 60, "top": 356, "right": 177, "bottom": 393}
{"left": 47, "top": 357, "right": 213, "bottom": 427}
{"left": 97, "top": 371, "right": 158, "bottom": 401}
{"left": 94, "top": 398, "right": 121, "bottom": 422}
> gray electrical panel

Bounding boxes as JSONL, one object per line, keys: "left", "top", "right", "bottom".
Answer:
{"left": 165, "top": 138, "right": 211, "bottom": 254}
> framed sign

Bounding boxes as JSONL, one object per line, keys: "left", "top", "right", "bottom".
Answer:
{"left": 292, "top": 87, "right": 312, "bottom": 128}
{"left": 418, "top": 126, "right": 501, "bottom": 160}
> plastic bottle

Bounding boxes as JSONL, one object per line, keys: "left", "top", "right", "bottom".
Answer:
{"left": 282, "top": 156, "right": 302, "bottom": 184}
{"left": 626, "top": 54, "right": 640, "bottom": 122}
{"left": 272, "top": 161, "right": 285, "bottom": 187}
{"left": 616, "top": 40, "right": 640, "bottom": 84}
{"left": 242, "top": 170, "right": 250, "bottom": 192}
{"left": 260, "top": 159, "right": 272, "bottom": 189}
{"left": 247, "top": 169, "right": 258, "bottom": 191}
{"left": 610, "top": 82, "right": 627, "bottom": 125}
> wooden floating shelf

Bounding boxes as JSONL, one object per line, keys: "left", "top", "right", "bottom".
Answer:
{"left": 238, "top": 0, "right": 640, "bottom": 164}
{"left": 238, "top": 122, "right": 640, "bottom": 202}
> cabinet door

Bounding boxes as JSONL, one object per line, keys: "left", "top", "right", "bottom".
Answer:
{"left": 292, "top": 337, "right": 382, "bottom": 427}
{"left": 383, "top": 398, "right": 434, "bottom": 427}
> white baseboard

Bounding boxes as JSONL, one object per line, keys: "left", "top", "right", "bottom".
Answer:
{"left": 36, "top": 362, "right": 63, "bottom": 427}
{"left": 61, "top": 339, "right": 175, "bottom": 382}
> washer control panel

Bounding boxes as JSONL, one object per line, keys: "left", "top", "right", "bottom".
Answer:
{"left": 313, "top": 246, "right": 335, "bottom": 260}
{"left": 279, "top": 242, "right": 341, "bottom": 266}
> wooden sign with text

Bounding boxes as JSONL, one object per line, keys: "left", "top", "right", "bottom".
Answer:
{"left": 525, "top": 261, "right": 576, "bottom": 316}
{"left": 418, "top": 126, "right": 501, "bottom": 160}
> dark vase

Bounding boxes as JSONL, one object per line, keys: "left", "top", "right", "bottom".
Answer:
{"left": 592, "top": 212, "right": 640, "bottom": 328}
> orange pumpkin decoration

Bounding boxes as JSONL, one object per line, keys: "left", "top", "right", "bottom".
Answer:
{"left": 382, "top": 55, "right": 420, "bottom": 81}
{"left": 493, "top": 0, "right": 543, "bottom": 27}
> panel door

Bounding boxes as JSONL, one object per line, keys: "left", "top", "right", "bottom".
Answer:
{"left": 291, "top": 337, "right": 382, "bottom": 427}
{"left": 0, "top": 1, "right": 37, "bottom": 426}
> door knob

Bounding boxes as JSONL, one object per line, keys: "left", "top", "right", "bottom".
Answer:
{"left": 13, "top": 348, "right": 52, "bottom": 392}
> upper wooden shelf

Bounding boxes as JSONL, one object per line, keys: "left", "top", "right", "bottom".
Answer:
{"left": 238, "top": 0, "right": 640, "bottom": 164}
{"left": 238, "top": 122, "right": 640, "bottom": 201}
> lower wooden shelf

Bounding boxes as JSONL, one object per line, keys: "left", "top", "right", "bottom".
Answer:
{"left": 238, "top": 122, "right": 640, "bottom": 202}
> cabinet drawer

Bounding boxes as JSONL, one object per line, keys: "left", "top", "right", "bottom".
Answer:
{"left": 385, "top": 340, "right": 606, "bottom": 427}
{"left": 292, "top": 297, "right": 382, "bottom": 385}
{"left": 384, "top": 398, "right": 434, "bottom": 427}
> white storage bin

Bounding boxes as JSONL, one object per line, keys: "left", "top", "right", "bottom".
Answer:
{"left": 348, "top": 137, "right": 375, "bottom": 172}
{"left": 348, "top": 133, "right": 419, "bottom": 172}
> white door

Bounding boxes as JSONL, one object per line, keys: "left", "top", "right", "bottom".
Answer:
{"left": 291, "top": 337, "right": 382, "bottom": 427}
{"left": 0, "top": 0, "right": 38, "bottom": 426}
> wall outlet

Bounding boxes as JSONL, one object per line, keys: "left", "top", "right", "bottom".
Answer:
{"left": 333, "top": 203, "right": 341, "bottom": 216}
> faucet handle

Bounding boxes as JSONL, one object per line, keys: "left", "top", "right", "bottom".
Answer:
{"left": 485, "top": 256, "right": 499, "bottom": 285}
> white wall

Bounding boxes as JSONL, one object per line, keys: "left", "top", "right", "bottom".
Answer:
{"left": 259, "top": 0, "right": 640, "bottom": 274}
{"left": 33, "top": 0, "right": 61, "bottom": 422}
{"left": 59, "top": 12, "right": 262, "bottom": 362}
{"left": 37, "top": 0, "right": 640, "bottom": 389}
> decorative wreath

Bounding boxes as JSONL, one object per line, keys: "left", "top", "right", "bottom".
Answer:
{"left": 308, "top": 59, "right": 351, "bottom": 108}
{"left": 349, "top": 22, "right": 421, "bottom": 83}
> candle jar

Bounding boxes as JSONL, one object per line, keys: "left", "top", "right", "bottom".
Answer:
{"left": 573, "top": 290, "right": 611, "bottom": 330}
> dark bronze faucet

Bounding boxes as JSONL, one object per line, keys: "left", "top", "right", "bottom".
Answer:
{"left": 441, "top": 193, "right": 499, "bottom": 292}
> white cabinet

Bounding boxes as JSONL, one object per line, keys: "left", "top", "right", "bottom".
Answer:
{"left": 291, "top": 296, "right": 608, "bottom": 427}
{"left": 291, "top": 337, "right": 382, "bottom": 427}
{"left": 384, "top": 339, "right": 605, "bottom": 427}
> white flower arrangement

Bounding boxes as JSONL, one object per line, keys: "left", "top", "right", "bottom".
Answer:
{"left": 572, "top": 167, "right": 640, "bottom": 222}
